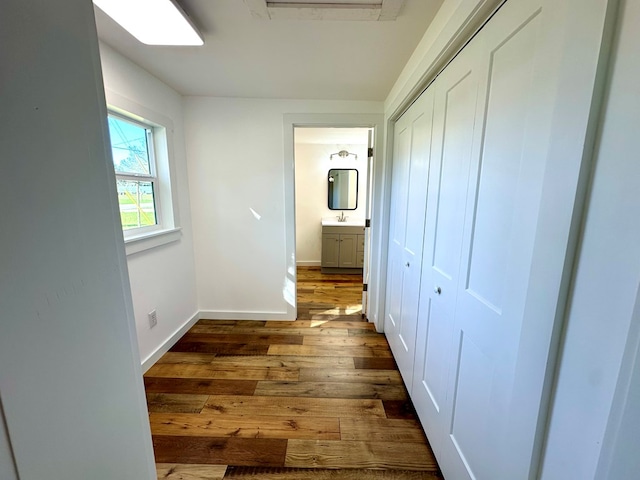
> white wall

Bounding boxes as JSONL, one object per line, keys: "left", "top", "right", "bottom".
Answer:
{"left": 184, "top": 98, "right": 382, "bottom": 319}
{"left": 0, "top": 0, "right": 154, "bottom": 478}
{"left": 295, "top": 141, "right": 368, "bottom": 265}
{"left": 540, "top": 0, "right": 640, "bottom": 477}
{"left": 99, "top": 43, "right": 198, "bottom": 367}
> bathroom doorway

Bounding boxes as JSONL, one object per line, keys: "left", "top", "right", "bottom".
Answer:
{"left": 293, "top": 126, "right": 374, "bottom": 320}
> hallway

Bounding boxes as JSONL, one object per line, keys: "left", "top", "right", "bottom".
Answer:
{"left": 145, "top": 267, "right": 441, "bottom": 479}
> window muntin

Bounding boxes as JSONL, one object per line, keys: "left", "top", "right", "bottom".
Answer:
{"left": 107, "top": 114, "right": 159, "bottom": 232}
{"left": 116, "top": 180, "right": 157, "bottom": 229}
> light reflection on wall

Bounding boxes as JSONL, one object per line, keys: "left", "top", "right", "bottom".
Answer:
{"left": 283, "top": 252, "right": 296, "bottom": 308}
{"left": 249, "top": 207, "right": 262, "bottom": 220}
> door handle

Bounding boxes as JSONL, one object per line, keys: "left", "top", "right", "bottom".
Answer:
{"left": 405, "top": 262, "right": 410, "bottom": 268}
{"left": 434, "top": 286, "right": 442, "bottom": 295}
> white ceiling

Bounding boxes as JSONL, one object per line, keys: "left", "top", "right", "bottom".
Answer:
{"left": 93, "top": 0, "right": 443, "bottom": 100}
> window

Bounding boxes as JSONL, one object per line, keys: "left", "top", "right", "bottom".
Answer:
{"left": 107, "top": 114, "right": 158, "bottom": 231}
{"left": 104, "top": 90, "right": 181, "bottom": 255}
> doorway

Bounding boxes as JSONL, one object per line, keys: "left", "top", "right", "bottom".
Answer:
{"left": 293, "top": 127, "right": 373, "bottom": 320}
{"left": 282, "top": 113, "right": 384, "bottom": 329}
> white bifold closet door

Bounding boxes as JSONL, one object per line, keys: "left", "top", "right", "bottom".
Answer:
{"left": 384, "top": 89, "right": 434, "bottom": 386}
{"left": 410, "top": 30, "right": 483, "bottom": 465}
{"left": 384, "top": 0, "right": 610, "bottom": 478}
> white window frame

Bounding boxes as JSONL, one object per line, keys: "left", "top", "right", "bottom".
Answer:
{"left": 105, "top": 90, "right": 181, "bottom": 255}
{"left": 109, "top": 112, "right": 161, "bottom": 235}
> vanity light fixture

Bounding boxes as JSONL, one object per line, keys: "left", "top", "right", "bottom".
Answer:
{"left": 93, "top": 0, "right": 204, "bottom": 46}
{"left": 330, "top": 150, "right": 357, "bottom": 161}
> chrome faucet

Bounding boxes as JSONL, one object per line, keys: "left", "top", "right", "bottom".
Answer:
{"left": 337, "top": 211, "right": 347, "bottom": 222}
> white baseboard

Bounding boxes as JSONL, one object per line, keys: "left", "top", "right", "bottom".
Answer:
{"left": 141, "top": 310, "right": 200, "bottom": 372}
{"left": 199, "top": 310, "right": 295, "bottom": 321}
{"left": 141, "top": 308, "right": 299, "bottom": 371}
{"left": 296, "top": 261, "right": 321, "bottom": 267}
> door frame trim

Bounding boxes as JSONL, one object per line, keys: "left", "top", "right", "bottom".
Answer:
{"left": 284, "top": 113, "right": 384, "bottom": 327}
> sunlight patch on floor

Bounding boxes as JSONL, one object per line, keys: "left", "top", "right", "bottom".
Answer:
{"left": 310, "top": 320, "right": 330, "bottom": 327}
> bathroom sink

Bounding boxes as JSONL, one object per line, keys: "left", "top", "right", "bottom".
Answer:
{"left": 321, "top": 217, "right": 365, "bottom": 227}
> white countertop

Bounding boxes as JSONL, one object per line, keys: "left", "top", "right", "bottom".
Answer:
{"left": 321, "top": 217, "right": 365, "bottom": 227}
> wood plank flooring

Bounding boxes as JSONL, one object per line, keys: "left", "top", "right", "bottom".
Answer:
{"left": 148, "top": 267, "right": 441, "bottom": 479}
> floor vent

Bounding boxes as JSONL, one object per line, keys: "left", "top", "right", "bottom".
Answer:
{"left": 223, "top": 466, "right": 443, "bottom": 479}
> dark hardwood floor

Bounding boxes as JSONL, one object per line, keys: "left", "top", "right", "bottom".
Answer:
{"left": 146, "top": 267, "right": 442, "bottom": 479}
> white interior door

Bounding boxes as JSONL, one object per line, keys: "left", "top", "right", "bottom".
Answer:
{"left": 381, "top": 0, "right": 611, "bottom": 476}
{"left": 439, "top": 8, "right": 548, "bottom": 474}
{"left": 362, "top": 129, "right": 374, "bottom": 317}
{"left": 411, "top": 37, "right": 483, "bottom": 463}
{"left": 384, "top": 89, "right": 434, "bottom": 386}
{"left": 436, "top": 0, "right": 608, "bottom": 478}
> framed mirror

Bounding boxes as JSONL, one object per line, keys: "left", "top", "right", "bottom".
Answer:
{"left": 328, "top": 169, "right": 358, "bottom": 210}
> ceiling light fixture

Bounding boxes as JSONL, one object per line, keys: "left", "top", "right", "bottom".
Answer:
{"left": 93, "top": 0, "right": 204, "bottom": 46}
{"left": 330, "top": 150, "right": 357, "bottom": 160}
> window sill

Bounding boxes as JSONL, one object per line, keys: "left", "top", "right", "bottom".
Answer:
{"left": 124, "top": 227, "right": 182, "bottom": 256}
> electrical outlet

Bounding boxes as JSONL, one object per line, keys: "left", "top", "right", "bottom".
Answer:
{"left": 148, "top": 309, "right": 158, "bottom": 329}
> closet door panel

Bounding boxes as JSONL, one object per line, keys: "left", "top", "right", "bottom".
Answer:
{"left": 439, "top": 0, "right": 609, "bottom": 475}
{"left": 442, "top": 8, "right": 545, "bottom": 479}
{"left": 464, "top": 20, "right": 542, "bottom": 313}
{"left": 411, "top": 39, "right": 482, "bottom": 461}
{"left": 385, "top": 90, "right": 434, "bottom": 386}
{"left": 385, "top": 119, "right": 411, "bottom": 336}
{"left": 397, "top": 99, "right": 433, "bottom": 384}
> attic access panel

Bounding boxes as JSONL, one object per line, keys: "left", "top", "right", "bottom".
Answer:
{"left": 276, "top": 0, "right": 383, "bottom": 4}
{"left": 244, "top": 0, "right": 405, "bottom": 21}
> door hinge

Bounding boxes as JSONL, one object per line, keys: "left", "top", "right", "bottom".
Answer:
{"left": 363, "top": 283, "right": 368, "bottom": 292}
{"left": 365, "top": 219, "right": 371, "bottom": 228}
{"left": 368, "top": 147, "right": 374, "bottom": 158}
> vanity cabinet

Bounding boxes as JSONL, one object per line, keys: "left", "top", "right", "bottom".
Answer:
{"left": 321, "top": 225, "right": 364, "bottom": 273}
{"left": 321, "top": 233, "right": 340, "bottom": 268}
